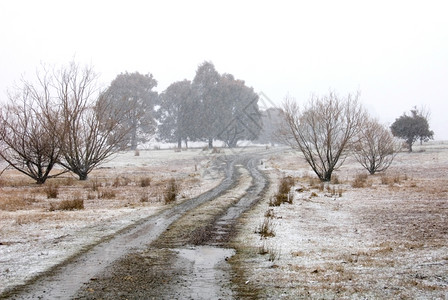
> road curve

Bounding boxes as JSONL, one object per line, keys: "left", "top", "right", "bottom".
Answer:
{"left": 4, "top": 151, "right": 270, "bottom": 299}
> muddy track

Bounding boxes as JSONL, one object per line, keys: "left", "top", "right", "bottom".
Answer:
{"left": 4, "top": 152, "right": 270, "bottom": 299}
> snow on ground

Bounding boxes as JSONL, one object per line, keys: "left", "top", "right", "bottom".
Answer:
{"left": 0, "top": 147, "right": 233, "bottom": 295}
{"left": 232, "top": 141, "right": 448, "bottom": 299}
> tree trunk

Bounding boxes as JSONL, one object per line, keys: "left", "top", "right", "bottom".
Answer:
{"left": 208, "top": 138, "right": 213, "bottom": 149}
{"left": 177, "top": 137, "right": 182, "bottom": 149}
{"left": 321, "top": 170, "right": 333, "bottom": 182}
{"left": 130, "top": 125, "right": 137, "bottom": 150}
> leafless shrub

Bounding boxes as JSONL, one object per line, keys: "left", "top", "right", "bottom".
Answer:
{"left": 0, "top": 74, "right": 65, "bottom": 184}
{"left": 52, "top": 62, "right": 134, "bottom": 180}
{"left": 282, "top": 91, "right": 366, "bottom": 181}
{"left": 353, "top": 118, "right": 400, "bottom": 174}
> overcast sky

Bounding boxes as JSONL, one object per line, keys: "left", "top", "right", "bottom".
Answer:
{"left": 1, "top": 0, "right": 447, "bottom": 139}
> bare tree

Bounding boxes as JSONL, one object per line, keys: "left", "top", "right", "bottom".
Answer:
{"left": 52, "top": 62, "right": 132, "bottom": 180}
{"left": 0, "top": 79, "right": 64, "bottom": 184}
{"left": 282, "top": 91, "right": 366, "bottom": 181}
{"left": 353, "top": 118, "right": 400, "bottom": 174}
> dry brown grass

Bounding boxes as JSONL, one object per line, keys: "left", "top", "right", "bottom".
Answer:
{"left": 139, "top": 177, "right": 151, "bottom": 188}
{"left": 270, "top": 176, "right": 295, "bottom": 206}
{"left": 44, "top": 183, "right": 59, "bottom": 199}
{"left": 256, "top": 217, "right": 276, "bottom": 238}
{"left": 351, "top": 173, "right": 369, "bottom": 188}
{"left": 49, "top": 199, "right": 84, "bottom": 211}
{"left": 163, "top": 178, "right": 178, "bottom": 204}
{"left": 97, "top": 188, "right": 117, "bottom": 199}
{"left": 230, "top": 144, "right": 448, "bottom": 299}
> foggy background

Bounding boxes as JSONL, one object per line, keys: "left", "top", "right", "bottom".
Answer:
{"left": 1, "top": 0, "right": 447, "bottom": 139}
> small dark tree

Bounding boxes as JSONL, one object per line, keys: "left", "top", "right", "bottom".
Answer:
{"left": 390, "top": 108, "right": 433, "bottom": 152}
{"left": 353, "top": 118, "right": 400, "bottom": 174}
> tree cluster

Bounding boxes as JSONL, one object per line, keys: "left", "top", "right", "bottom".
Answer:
{"left": 0, "top": 62, "right": 135, "bottom": 183}
{"left": 0, "top": 61, "right": 262, "bottom": 184}
{"left": 158, "top": 61, "right": 261, "bottom": 148}
{"left": 281, "top": 91, "right": 429, "bottom": 181}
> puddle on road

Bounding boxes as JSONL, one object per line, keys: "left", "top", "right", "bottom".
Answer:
{"left": 174, "top": 246, "right": 236, "bottom": 299}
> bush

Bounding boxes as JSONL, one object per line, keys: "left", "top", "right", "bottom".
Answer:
{"left": 164, "top": 178, "right": 178, "bottom": 204}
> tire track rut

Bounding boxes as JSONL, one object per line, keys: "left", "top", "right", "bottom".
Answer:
{"left": 5, "top": 153, "right": 269, "bottom": 299}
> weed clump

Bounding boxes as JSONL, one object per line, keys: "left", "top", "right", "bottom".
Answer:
{"left": 164, "top": 178, "right": 178, "bottom": 204}
{"left": 256, "top": 217, "right": 276, "bottom": 238}
{"left": 270, "top": 176, "right": 295, "bottom": 206}
{"left": 50, "top": 199, "right": 84, "bottom": 211}
{"left": 98, "top": 188, "right": 116, "bottom": 199}
{"left": 139, "top": 177, "right": 151, "bottom": 187}
{"left": 44, "top": 184, "right": 59, "bottom": 199}
{"left": 351, "top": 173, "right": 369, "bottom": 188}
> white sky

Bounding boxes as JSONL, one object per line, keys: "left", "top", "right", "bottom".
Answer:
{"left": 1, "top": 0, "right": 447, "bottom": 139}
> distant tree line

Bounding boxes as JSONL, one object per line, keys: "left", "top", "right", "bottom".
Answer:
{"left": 0, "top": 60, "right": 434, "bottom": 184}
{"left": 0, "top": 60, "right": 263, "bottom": 184}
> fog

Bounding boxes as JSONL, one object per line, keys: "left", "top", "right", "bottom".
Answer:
{"left": 0, "top": 0, "right": 447, "bottom": 139}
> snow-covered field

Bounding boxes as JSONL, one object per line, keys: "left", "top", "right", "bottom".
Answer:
{"left": 0, "top": 147, "right": 228, "bottom": 295}
{"left": 231, "top": 142, "right": 448, "bottom": 299}
{"left": 1, "top": 142, "right": 447, "bottom": 298}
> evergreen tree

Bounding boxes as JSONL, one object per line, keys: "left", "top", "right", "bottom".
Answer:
{"left": 390, "top": 108, "right": 433, "bottom": 152}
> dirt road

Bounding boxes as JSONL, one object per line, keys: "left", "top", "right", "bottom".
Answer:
{"left": 5, "top": 152, "right": 269, "bottom": 299}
